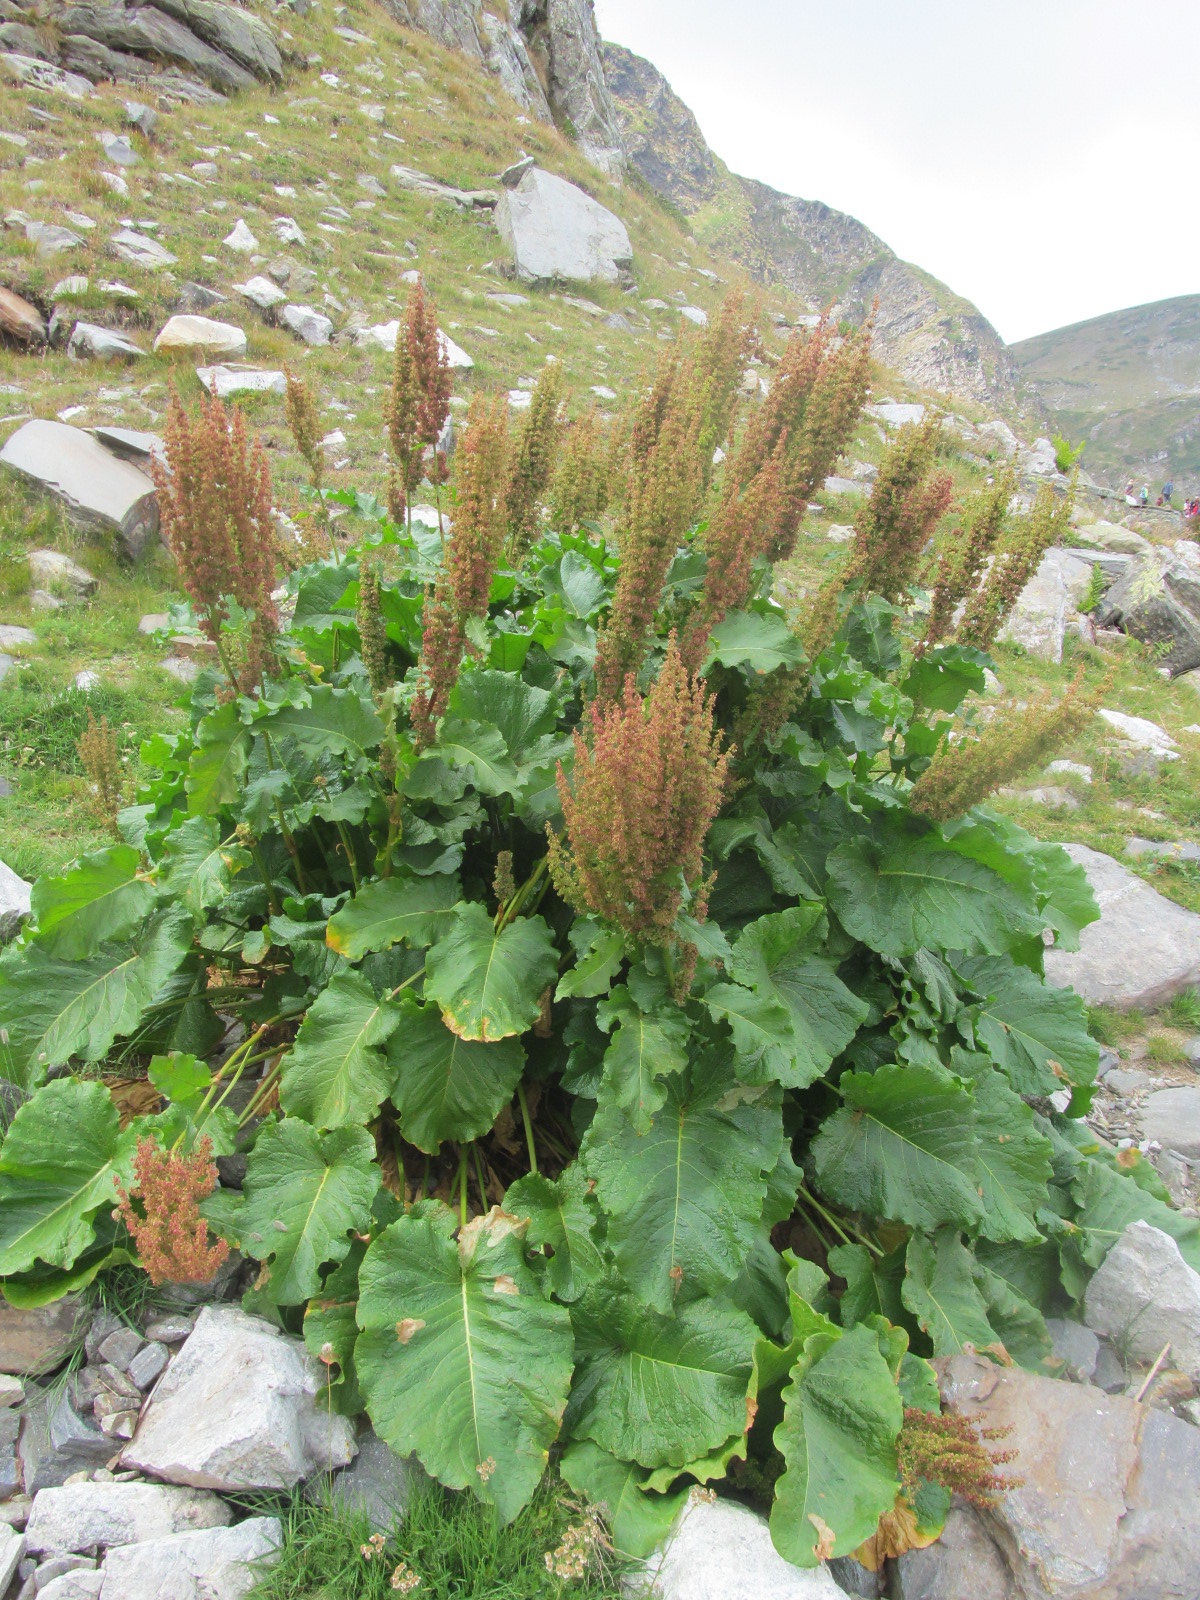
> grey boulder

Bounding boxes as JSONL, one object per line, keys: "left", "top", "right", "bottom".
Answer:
{"left": 96, "top": 1515, "right": 281, "bottom": 1600}
{"left": 999, "top": 546, "right": 1094, "bottom": 663}
{"left": 1083, "top": 1221, "right": 1200, "bottom": 1383}
{"left": 195, "top": 364, "right": 285, "bottom": 399}
{"left": 121, "top": 1305, "right": 356, "bottom": 1491}
{"left": 0, "top": 1524, "right": 23, "bottom": 1594}
{"left": 0, "top": 286, "right": 46, "bottom": 345}
{"left": 26, "top": 1482, "right": 231, "bottom": 1557}
{"left": 109, "top": 229, "right": 177, "bottom": 270}
{"left": 279, "top": 304, "right": 332, "bottom": 346}
{"left": 0, "top": 860, "right": 31, "bottom": 942}
{"left": 0, "top": 1296, "right": 84, "bottom": 1377}
{"left": 323, "top": 1429, "right": 417, "bottom": 1533}
{"left": 1140, "top": 1085, "right": 1200, "bottom": 1160}
{"left": 1097, "top": 543, "right": 1200, "bottom": 676}
{"left": 153, "top": 315, "right": 246, "bottom": 356}
{"left": 494, "top": 166, "right": 632, "bottom": 284}
{"left": 893, "top": 1503, "right": 1017, "bottom": 1600}
{"left": 0, "top": 421, "right": 159, "bottom": 560}
{"left": 1044, "top": 842, "right": 1200, "bottom": 1009}
{"left": 632, "top": 1495, "right": 846, "bottom": 1599}
{"left": 67, "top": 322, "right": 145, "bottom": 362}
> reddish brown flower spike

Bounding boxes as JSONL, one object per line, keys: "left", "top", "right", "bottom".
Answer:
{"left": 114, "top": 1135, "right": 229, "bottom": 1288}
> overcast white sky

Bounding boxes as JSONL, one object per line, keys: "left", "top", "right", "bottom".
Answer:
{"left": 593, "top": 0, "right": 1199, "bottom": 345}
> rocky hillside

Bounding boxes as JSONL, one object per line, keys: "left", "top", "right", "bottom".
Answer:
{"left": 1013, "top": 295, "right": 1200, "bottom": 490}
{"left": 601, "top": 42, "right": 1024, "bottom": 415}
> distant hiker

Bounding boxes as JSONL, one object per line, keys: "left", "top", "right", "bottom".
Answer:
{"left": 1164, "top": 481, "right": 1174, "bottom": 503}
{"left": 1125, "top": 480, "right": 1138, "bottom": 506}
{"left": 1140, "top": 484, "right": 1150, "bottom": 507}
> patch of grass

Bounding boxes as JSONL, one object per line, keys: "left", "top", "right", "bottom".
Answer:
{"left": 1087, "top": 1004, "right": 1144, "bottom": 1046}
{"left": 1167, "top": 989, "right": 1200, "bottom": 1030}
{"left": 1145, "top": 1030, "right": 1188, "bottom": 1065}
{"left": 0, "top": 666, "right": 140, "bottom": 774}
{"left": 247, "top": 1477, "right": 628, "bottom": 1600}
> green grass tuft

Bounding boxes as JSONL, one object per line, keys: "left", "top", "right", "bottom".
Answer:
{"left": 246, "top": 1476, "right": 628, "bottom": 1600}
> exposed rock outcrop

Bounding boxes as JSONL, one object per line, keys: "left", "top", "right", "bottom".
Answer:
{"left": 386, "top": 0, "right": 625, "bottom": 174}
{"left": 602, "top": 41, "right": 1021, "bottom": 413}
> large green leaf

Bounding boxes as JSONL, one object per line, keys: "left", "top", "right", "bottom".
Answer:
{"left": 0, "top": 909, "right": 192, "bottom": 1090}
{"left": 424, "top": 905, "right": 558, "bottom": 1042}
{"left": 770, "top": 1323, "right": 903, "bottom": 1566}
{"left": 901, "top": 1228, "right": 1004, "bottom": 1359}
{"left": 704, "top": 906, "right": 867, "bottom": 1089}
{"left": 356, "top": 1203, "right": 574, "bottom": 1522}
{"left": 505, "top": 1166, "right": 605, "bottom": 1302}
{"left": 0, "top": 1079, "right": 137, "bottom": 1276}
{"left": 219, "top": 1120, "right": 378, "bottom": 1305}
{"left": 30, "top": 845, "right": 155, "bottom": 959}
{"left": 958, "top": 956, "right": 1098, "bottom": 1093}
{"left": 258, "top": 685, "right": 384, "bottom": 760}
{"left": 303, "top": 1242, "right": 366, "bottom": 1415}
{"left": 432, "top": 718, "right": 521, "bottom": 798}
{"left": 705, "top": 611, "right": 806, "bottom": 674}
{"left": 1070, "top": 1155, "right": 1200, "bottom": 1270}
{"left": 386, "top": 998, "right": 526, "bottom": 1152}
{"left": 279, "top": 971, "right": 401, "bottom": 1129}
{"left": 559, "top": 1442, "right": 687, "bottom": 1560}
{"left": 451, "top": 670, "right": 558, "bottom": 751}
{"left": 187, "top": 701, "right": 251, "bottom": 814}
{"left": 827, "top": 825, "right": 1043, "bottom": 961}
{"left": 157, "top": 816, "right": 249, "bottom": 920}
{"left": 325, "top": 873, "right": 461, "bottom": 961}
{"left": 556, "top": 918, "right": 625, "bottom": 1002}
{"left": 901, "top": 644, "right": 987, "bottom": 714}
{"left": 594, "top": 982, "right": 689, "bottom": 1134}
{"left": 584, "top": 1068, "right": 783, "bottom": 1313}
{"left": 568, "top": 1283, "right": 756, "bottom": 1470}
{"left": 811, "top": 1063, "right": 985, "bottom": 1232}
{"left": 965, "top": 1065, "right": 1053, "bottom": 1244}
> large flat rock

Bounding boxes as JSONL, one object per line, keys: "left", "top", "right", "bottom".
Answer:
{"left": 632, "top": 1496, "right": 846, "bottom": 1599}
{"left": 122, "top": 1305, "right": 355, "bottom": 1491}
{"left": 494, "top": 166, "right": 632, "bottom": 283}
{"left": 0, "top": 420, "right": 158, "bottom": 559}
{"left": 1000, "top": 547, "right": 1093, "bottom": 663}
{"left": 97, "top": 1515, "right": 281, "bottom": 1600}
{"left": 26, "top": 1481, "right": 231, "bottom": 1556}
{"left": 1044, "top": 842, "right": 1200, "bottom": 1010}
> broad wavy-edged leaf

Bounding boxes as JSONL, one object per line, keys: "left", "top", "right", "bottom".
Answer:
{"left": 219, "top": 1120, "right": 378, "bottom": 1304}
{"left": 973, "top": 1260, "right": 1051, "bottom": 1368}
{"left": 770, "top": 1322, "right": 903, "bottom": 1567}
{"left": 958, "top": 955, "right": 1098, "bottom": 1093}
{"left": 505, "top": 1166, "right": 605, "bottom": 1302}
{"left": 556, "top": 918, "right": 625, "bottom": 1001}
{"left": 568, "top": 1282, "right": 757, "bottom": 1470}
{"left": 828, "top": 1243, "right": 907, "bottom": 1329}
{"left": 705, "top": 906, "right": 868, "bottom": 1089}
{"left": 257, "top": 685, "right": 383, "bottom": 760}
{"left": 326, "top": 873, "right": 461, "bottom": 961}
{"left": 901, "top": 645, "right": 987, "bottom": 713}
{"left": 1026, "top": 837, "right": 1098, "bottom": 952}
{"left": 424, "top": 904, "right": 558, "bottom": 1042}
{"left": 811, "top": 1063, "right": 986, "bottom": 1232}
{"left": 356, "top": 1203, "right": 574, "bottom": 1522}
{"left": 559, "top": 1442, "right": 688, "bottom": 1559}
{"left": 451, "top": 669, "right": 558, "bottom": 750}
{"left": 537, "top": 552, "right": 609, "bottom": 621}
{"left": 705, "top": 610, "right": 805, "bottom": 674}
{"left": 157, "top": 816, "right": 249, "bottom": 920}
{"left": 30, "top": 845, "right": 155, "bottom": 959}
{"left": 1070, "top": 1155, "right": 1200, "bottom": 1271}
{"left": 962, "top": 1065, "right": 1053, "bottom": 1244}
{"left": 304, "top": 1244, "right": 366, "bottom": 1415}
{"left": 583, "top": 1067, "right": 783, "bottom": 1313}
{"left": 0, "top": 1079, "right": 137, "bottom": 1276}
{"left": 594, "top": 983, "right": 689, "bottom": 1134}
{"left": 279, "top": 971, "right": 401, "bottom": 1129}
{"left": 901, "top": 1228, "right": 1004, "bottom": 1359}
{"left": 186, "top": 701, "right": 251, "bottom": 814}
{"left": 0, "top": 908, "right": 192, "bottom": 1089}
{"left": 432, "top": 719, "right": 520, "bottom": 797}
{"left": 386, "top": 998, "right": 525, "bottom": 1152}
{"left": 827, "top": 825, "right": 1043, "bottom": 961}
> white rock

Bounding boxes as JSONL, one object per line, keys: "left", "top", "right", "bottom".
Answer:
{"left": 355, "top": 319, "right": 399, "bottom": 352}
{"left": 234, "top": 277, "right": 286, "bottom": 311}
{"left": 29, "top": 548, "right": 97, "bottom": 597}
{"left": 0, "top": 419, "right": 158, "bottom": 558}
{"left": 1084, "top": 1222, "right": 1200, "bottom": 1383}
{"left": 272, "top": 216, "right": 305, "bottom": 246}
{"left": 1046, "top": 759, "right": 1092, "bottom": 783}
{"left": 74, "top": 669, "right": 99, "bottom": 691}
{"left": 222, "top": 219, "right": 258, "bottom": 254}
{"left": 97, "top": 132, "right": 139, "bottom": 169}
{"left": 1045, "top": 842, "right": 1200, "bottom": 1009}
{"left": 196, "top": 365, "right": 286, "bottom": 399}
{"left": 280, "top": 305, "right": 332, "bottom": 346}
{"left": 39, "top": 1573, "right": 104, "bottom": 1600}
{"left": 0, "top": 53, "right": 92, "bottom": 98}
{"left": 976, "top": 417, "right": 1020, "bottom": 457}
{"left": 827, "top": 524, "right": 856, "bottom": 544}
{"left": 67, "top": 323, "right": 145, "bottom": 363}
{"left": 0, "top": 1525, "right": 23, "bottom": 1594}
{"left": 508, "top": 388, "right": 532, "bottom": 410}
{"left": 0, "top": 625, "right": 35, "bottom": 649}
{"left": 96, "top": 1516, "right": 281, "bottom": 1600}
{"left": 438, "top": 329, "right": 473, "bottom": 369}
{"left": 634, "top": 1496, "right": 845, "bottom": 1600}
{"left": 110, "top": 230, "right": 176, "bottom": 270}
{"left": 122, "top": 1306, "right": 355, "bottom": 1491}
{"left": 51, "top": 276, "right": 89, "bottom": 301}
{"left": 591, "top": 385, "right": 616, "bottom": 400}
{"left": 866, "top": 401, "right": 926, "bottom": 429}
{"left": 999, "top": 547, "right": 1094, "bottom": 663}
{"left": 1098, "top": 708, "right": 1179, "bottom": 760}
{"left": 26, "top": 1482, "right": 231, "bottom": 1557}
{"left": 153, "top": 316, "right": 247, "bottom": 357}
{"left": 494, "top": 166, "right": 632, "bottom": 284}
{"left": 679, "top": 305, "right": 708, "bottom": 326}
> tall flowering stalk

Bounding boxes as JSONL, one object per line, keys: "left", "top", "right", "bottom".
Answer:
{"left": 842, "top": 418, "right": 954, "bottom": 601}
{"left": 550, "top": 407, "right": 610, "bottom": 533}
{"left": 956, "top": 484, "right": 1068, "bottom": 651}
{"left": 283, "top": 368, "right": 335, "bottom": 558}
{"left": 151, "top": 389, "right": 278, "bottom": 689}
{"left": 114, "top": 1135, "right": 229, "bottom": 1287}
{"left": 410, "top": 396, "right": 510, "bottom": 746}
{"left": 920, "top": 467, "right": 1013, "bottom": 653}
{"left": 505, "top": 364, "right": 562, "bottom": 563}
{"left": 548, "top": 636, "right": 731, "bottom": 982}
{"left": 383, "top": 277, "right": 452, "bottom": 533}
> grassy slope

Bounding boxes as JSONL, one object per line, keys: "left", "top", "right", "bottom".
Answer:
{"left": 1012, "top": 295, "right": 1200, "bottom": 487}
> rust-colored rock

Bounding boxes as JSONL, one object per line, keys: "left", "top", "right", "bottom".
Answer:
{"left": 0, "top": 286, "right": 46, "bottom": 345}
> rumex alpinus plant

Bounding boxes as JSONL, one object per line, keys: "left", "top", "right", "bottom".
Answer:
{"left": 550, "top": 407, "right": 611, "bottom": 533}
{"left": 113, "top": 1135, "right": 229, "bottom": 1287}
{"left": 505, "top": 365, "right": 562, "bottom": 563}
{"left": 77, "top": 709, "right": 123, "bottom": 826}
{"left": 956, "top": 483, "right": 1069, "bottom": 650}
{"left": 151, "top": 389, "right": 278, "bottom": 688}
{"left": 283, "top": 368, "right": 336, "bottom": 558}
{"left": 920, "top": 468, "right": 1014, "bottom": 652}
{"left": 384, "top": 277, "right": 452, "bottom": 532}
{"left": 3, "top": 292, "right": 1184, "bottom": 1578}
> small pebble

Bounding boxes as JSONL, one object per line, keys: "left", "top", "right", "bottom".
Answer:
{"left": 126, "top": 1341, "right": 168, "bottom": 1391}
{"left": 97, "top": 1327, "right": 143, "bottom": 1371}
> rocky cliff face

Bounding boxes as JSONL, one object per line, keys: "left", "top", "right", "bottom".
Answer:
{"left": 603, "top": 41, "right": 1022, "bottom": 413}
{"left": 387, "top": 0, "right": 624, "bottom": 174}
